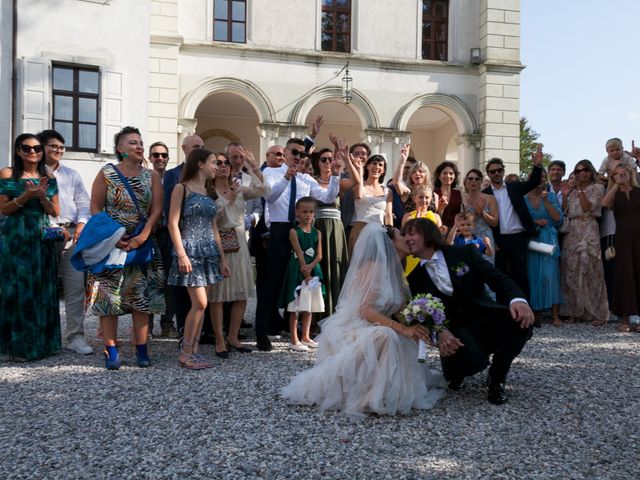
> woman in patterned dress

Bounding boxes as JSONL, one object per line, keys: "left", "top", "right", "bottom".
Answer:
{"left": 207, "top": 152, "right": 267, "bottom": 356}
{"left": 461, "top": 168, "right": 498, "bottom": 264}
{"left": 88, "top": 127, "right": 165, "bottom": 370}
{"left": 0, "top": 133, "right": 61, "bottom": 361}
{"left": 168, "top": 148, "right": 229, "bottom": 368}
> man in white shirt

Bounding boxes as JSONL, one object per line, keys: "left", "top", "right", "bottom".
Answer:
{"left": 254, "top": 137, "right": 342, "bottom": 351}
{"left": 39, "top": 130, "right": 93, "bottom": 355}
{"left": 482, "top": 150, "right": 543, "bottom": 301}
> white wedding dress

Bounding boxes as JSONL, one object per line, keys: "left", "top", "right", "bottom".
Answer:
{"left": 282, "top": 224, "right": 446, "bottom": 416}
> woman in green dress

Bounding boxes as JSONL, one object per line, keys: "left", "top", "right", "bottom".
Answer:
{"left": 0, "top": 133, "right": 62, "bottom": 361}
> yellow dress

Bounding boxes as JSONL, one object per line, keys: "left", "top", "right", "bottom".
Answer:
{"left": 404, "top": 210, "right": 438, "bottom": 276}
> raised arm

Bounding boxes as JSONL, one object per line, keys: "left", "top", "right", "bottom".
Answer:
{"left": 391, "top": 144, "right": 412, "bottom": 198}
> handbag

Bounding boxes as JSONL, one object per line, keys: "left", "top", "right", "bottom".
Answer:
{"left": 42, "top": 226, "right": 66, "bottom": 243}
{"left": 178, "top": 183, "right": 187, "bottom": 231}
{"left": 292, "top": 277, "right": 325, "bottom": 313}
{"left": 604, "top": 236, "right": 616, "bottom": 260}
{"left": 219, "top": 227, "right": 240, "bottom": 253}
{"left": 110, "top": 164, "right": 154, "bottom": 266}
{"left": 528, "top": 240, "right": 556, "bottom": 255}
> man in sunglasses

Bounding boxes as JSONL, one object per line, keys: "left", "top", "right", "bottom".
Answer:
{"left": 162, "top": 134, "right": 205, "bottom": 337}
{"left": 38, "top": 129, "right": 93, "bottom": 355}
{"left": 482, "top": 149, "right": 543, "bottom": 302}
{"left": 148, "top": 141, "right": 169, "bottom": 181}
{"left": 254, "top": 136, "right": 342, "bottom": 351}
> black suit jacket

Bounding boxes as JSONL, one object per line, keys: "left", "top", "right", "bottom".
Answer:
{"left": 406, "top": 245, "right": 524, "bottom": 326}
{"left": 482, "top": 165, "right": 542, "bottom": 238}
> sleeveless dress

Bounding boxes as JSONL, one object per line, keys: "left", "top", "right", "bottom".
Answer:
{"left": 0, "top": 178, "right": 61, "bottom": 360}
{"left": 525, "top": 193, "right": 563, "bottom": 311}
{"left": 465, "top": 203, "right": 495, "bottom": 264}
{"left": 434, "top": 188, "right": 462, "bottom": 228}
{"left": 348, "top": 186, "right": 387, "bottom": 257}
{"left": 87, "top": 164, "right": 165, "bottom": 316}
{"left": 168, "top": 190, "right": 223, "bottom": 288}
{"left": 279, "top": 226, "right": 325, "bottom": 309}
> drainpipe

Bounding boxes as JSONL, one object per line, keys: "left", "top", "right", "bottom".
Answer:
{"left": 10, "top": 0, "right": 17, "bottom": 143}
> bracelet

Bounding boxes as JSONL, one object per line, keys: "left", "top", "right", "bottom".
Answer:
{"left": 13, "top": 197, "right": 24, "bottom": 207}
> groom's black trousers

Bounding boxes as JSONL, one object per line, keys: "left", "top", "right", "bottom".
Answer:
{"left": 442, "top": 309, "right": 533, "bottom": 384}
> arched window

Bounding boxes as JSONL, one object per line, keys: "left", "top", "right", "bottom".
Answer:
{"left": 422, "top": 0, "right": 449, "bottom": 60}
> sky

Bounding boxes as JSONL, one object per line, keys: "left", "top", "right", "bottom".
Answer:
{"left": 520, "top": 0, "right": 640, "bottom": 173}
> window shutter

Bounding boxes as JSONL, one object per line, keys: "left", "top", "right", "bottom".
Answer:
{"left": 101, "top": 71, "right": 123, "bottom": 153}
{"left": 19, "top": 57, "right": 51, "bottom": 133}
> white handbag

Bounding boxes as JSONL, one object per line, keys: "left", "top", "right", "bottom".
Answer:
{"left": 528, "top": 240, "right": 556, "bottom": 256}
{"left": 289, "top": 276, "right": 325, "bottom": 313}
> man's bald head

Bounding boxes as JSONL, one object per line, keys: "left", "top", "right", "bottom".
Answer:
{"left": 181, "top": 135, "right": 205, "bottom": 160}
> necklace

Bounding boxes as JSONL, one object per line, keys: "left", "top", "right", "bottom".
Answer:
{"left": 22, "top": 172, "right": 39, "bottom": 179}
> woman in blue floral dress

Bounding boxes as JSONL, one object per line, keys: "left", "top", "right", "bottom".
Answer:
{"left": 0, "top": 134, "right": 61, "bottom": 361}
{"left": 167, "top": 149, "right": 230, "bottom": 369}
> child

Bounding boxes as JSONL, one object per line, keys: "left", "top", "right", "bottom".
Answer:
{"left": 279, "top": 197, "right": 325, "bottom": 352}
{"left": 402, "top": 186, "right": 443, "bottom": 276}
{"left": 447, "top": 212, "right": 494, "bottom": 261}
{"left": 401, "top": 185, "right": 443, "bottom": 228}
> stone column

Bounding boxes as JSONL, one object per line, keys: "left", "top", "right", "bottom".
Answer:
{"left": 456, "top": 134, "right": 482, "bottom": 175}
{"left": 478, "top": 0, "right": 524, "bottom": 173}
{"left": 177, "top": 117, "right": 198, "bottom": 164}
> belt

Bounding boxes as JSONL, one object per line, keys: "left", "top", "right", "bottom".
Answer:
{"left": 58, "top": 222, "right": 77, "bottom": 228}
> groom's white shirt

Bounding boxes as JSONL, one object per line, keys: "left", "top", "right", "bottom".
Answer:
{"left": 419, "top": 250, "right": 528, "bottom": 306}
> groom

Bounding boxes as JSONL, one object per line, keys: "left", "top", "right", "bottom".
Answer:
{"left": 403, "top": 218, "right": 534, "bottom": 405}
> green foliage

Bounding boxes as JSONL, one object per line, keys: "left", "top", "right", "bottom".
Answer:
{"left": 520, "top": 117, "right": 553, "bottom": 178}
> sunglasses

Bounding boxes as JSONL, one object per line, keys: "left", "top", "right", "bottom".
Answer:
{"left": 19, "top": 145, "right": 43, "bottom": 154}
{"left": 46, "top": 144, "right": 65, "bottom": 152}
{"left": 319, "top": 156, "right": 332, "bottom": 163}
{"left": 216, "top": 160, "right": 231, "bottom": 166}
{"left": 150, "top": 152, "right": 168, "bottom": 159}
{"left": 574, "top": 168, "right": 588, "bottom": 174}
{"left": 291, "top": 149, "right": 309, "bottom": 159}
{"left": 466, "top": 176, "right": 482, "bottom": 182}
{"left": 269, "top": 151, "right": 285, "bottom": 157}
{"left": 488, "top": 168, "right": 504, "bottom": 175}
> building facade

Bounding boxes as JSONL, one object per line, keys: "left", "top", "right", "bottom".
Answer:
{"left": 1, "top": 0, "right": 523, "bottom": 187}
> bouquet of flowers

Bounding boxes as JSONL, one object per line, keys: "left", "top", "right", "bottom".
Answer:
{"left": 399, "top": 293, "right": 449, "bottom": 362}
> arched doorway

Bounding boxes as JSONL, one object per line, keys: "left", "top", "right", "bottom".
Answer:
{"left": 405, "top": 106, "right": 459, "bottom": 169}
{"left": 304, "top": 99, "right": 366, "bottom": 149}
{"left": 195, "top": 93, "right": 260, "bottom": 154}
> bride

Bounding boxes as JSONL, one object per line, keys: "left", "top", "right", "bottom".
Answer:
{"left": 281, "top": 223, "right": 446, "bottom": 416}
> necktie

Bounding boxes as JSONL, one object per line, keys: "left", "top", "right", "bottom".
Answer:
{"left": 287, "top": 176, "right": 297, "bottom": 222}
{"left": 424, "top": 259, "right": 453, "bottom": 296}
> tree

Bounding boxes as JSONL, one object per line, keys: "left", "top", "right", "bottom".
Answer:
{"left": 520, "top": 116, "right": 552, "bottom": 178}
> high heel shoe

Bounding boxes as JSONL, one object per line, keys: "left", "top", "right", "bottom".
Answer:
{"left": 228, "top": 344, "right": 252, "bottom": 353}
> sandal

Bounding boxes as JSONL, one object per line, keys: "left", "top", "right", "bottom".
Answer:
{"left": 591, "top": 319, "right": 607, "bottom": 327}
{"left": 551, "top": 315, "right": 562, "bottom": 327}
{"left": 179, "top": 339, "right": 213, "bottom": 370}
{"left": 618, "top": 323, "right": 631, "bottom": 333}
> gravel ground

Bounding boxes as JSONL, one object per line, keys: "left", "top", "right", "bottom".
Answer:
{"left": 1, "top": 299, "right": 639, "bottom": 479}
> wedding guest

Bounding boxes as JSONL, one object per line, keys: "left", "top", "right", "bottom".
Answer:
{"left": 167, "top": 148, "right": 229, "bottom": 368}
{"left": 547, "top": 160, "right": 567, "bottom": 206}
{"left": 149, "top": 141, "right": 169, "bottom": 180}
{"left": 559, "top": 160, "right": 608, "bottom": 325}
{"left": 88, "top": 126, "right": 164, "bottom": 370}
{"left": 389, "top": 155, "right": 416, "bottom": 227}
{"left": 311, "top": 148, "right": 348, "bottom": 317}
{"left": 255, "top": 137, "right": 341, "bottom": 351}
{"left": 279, "top": 197, "right": 324, "bottom": 351}
{"left": 346, "top": 153, "right": 393, "bottom": 257}
{"left": 39, "top": 129, "right": 93, "bottom": 355}
{"left": 162, "top": 134, "right": 204, "bottom": 336}
{"left": 434, "top": 161, "right": 462, "bottom": 229}
{"left": 601, "top": 164, "right": 640, "bottom": 332}
{"left": 524, "top": 169, "right": 563, "bottom": 326}
{"left": 207, "top": 152, "right": 268, "bottom": 356}
{"left": 596, "top": 138, "right": 638, "bottom": 313}
{"left": 401, "top": 185, "right": 442, "bottom": 276}
{"left": 482, "top": 149, "right": 543, "bottom": 301}
{"left": 337, "top": 141, "right": 370, "bottom": 240}
{"left": 0, "top": 134, "right": 61, "bottom": 361}
{"left": 282, "top": 223, "right": 445, "bottom": 416}
{"left": 461, "top": 169, "right": 498, "bottom": 263}
{"left": 147, "top": 141, "right": 178, "bottom": 338}
{"left": 446, "top": 212, "right": 494, "bottom": 261}
{"left": 391, "top": 145, "right": 438, "bottom": 215}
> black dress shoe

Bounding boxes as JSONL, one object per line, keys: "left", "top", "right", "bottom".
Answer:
{"left": 215, "top": 350, "right": 229, "bottom": 359}
{"left": 447, "top": 378, "right": 465, "bottom": 391}
{"left": 229, "top": 344, "right": 253, "bottom": 353}
{"left": 256, "top": 336, "right": 273, "bottom": 352}
{"left": 487, "top": 383, "right": 509, "bottom": 405}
